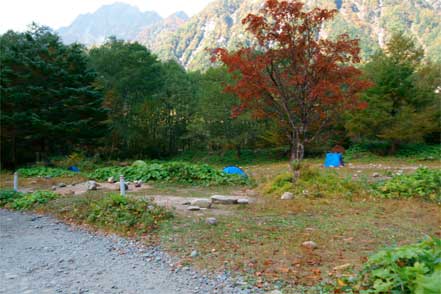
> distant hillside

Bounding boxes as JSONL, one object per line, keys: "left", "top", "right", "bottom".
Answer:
{"left": 57, "top": 0, "right": 441, "bottom": 70}
{"left": 151, "top": 0, "right": 441, "bottom": 71}
{"left": 58, "top": 2, "right": 162, "bottom": 45}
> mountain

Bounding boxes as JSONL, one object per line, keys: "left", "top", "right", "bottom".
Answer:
{"left": 137, "top": 11, "right": 189, "bottom": 50}
{"left": 58, "top": 2, "right": 162, "bottom": 45}
{"left": 151, "top": 0, "right": 441, "bottom": 71}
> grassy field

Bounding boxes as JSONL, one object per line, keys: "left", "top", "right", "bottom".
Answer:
{"left": 1, "top": 157, "right": 440, "bottom": 291}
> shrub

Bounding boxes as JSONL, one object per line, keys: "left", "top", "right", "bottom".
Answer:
{"left": 88, "top": 161, "right": 248, "bottom": 186}
{"left": 9, "top": 191, "right": 58, "bottom": 210}
{"left": 338, "top": 237, "right": 441, "bottom": 293}
{"left": 261, "top": 166, "right": 367, "bottom": 198}
{"left": 0, "top": 190, "right": 23, "bottom": 206}
{"left": 17, "top": 166, "right": 77, "bottom": 178}
{"left": 374, "top": 168, "right": 441, "bottom": 202}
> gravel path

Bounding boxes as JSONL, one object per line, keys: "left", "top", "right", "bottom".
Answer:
{"left": 0, "top": 209, "right": 257, "bottom": 294}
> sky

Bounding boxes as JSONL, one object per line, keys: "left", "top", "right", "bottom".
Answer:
{"left": 0, "top": 0, "right": 214, "bottom": 33}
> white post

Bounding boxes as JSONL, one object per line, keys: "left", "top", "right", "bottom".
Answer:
{"left": 119, "top": 175, "right": 126, "bottom": 196}
{"left": 13, "top": 172, "right": 18, "bottom": 192}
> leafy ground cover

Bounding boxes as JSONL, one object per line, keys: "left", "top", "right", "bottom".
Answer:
{"left": 374, "top": 168, "right": 441, "bottom": 202}
{"left": 88, "top": 161, "right": 249, "bottom": 186}
{"left": 38, "top": 192, "right": 173, "bottom": 236}
{"left": 0, "top": 189, "right": 58, "bottom": 210}
{"left": 17, "top": 166, "right": 78, "bottom": 178}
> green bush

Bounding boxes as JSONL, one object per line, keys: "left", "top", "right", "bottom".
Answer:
{"left": 88, "top": 161, "right": 248, "bottom": 186}
{"left": 10, "top": 191, "right": 58, "bottom": 210}
{"left": 375, "top": 168, "right": 441, "bottom": 202}
{"left": 346, "top": 143, "right": 441, "bottom": 161}
{"left": 17, "top": 166, "right": 77, "bottom": 178}
{"left": 0, "top": 190, "right": 24, "bottom": 206}
{"left": 342, "top": 238, "right": 441, "bottom": 294}
{"left": 262, "top": 166, "right": 367, "bottom": 198}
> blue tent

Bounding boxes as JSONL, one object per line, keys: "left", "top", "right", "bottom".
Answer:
{"left": 223, "top": 166, "right": 247, "bottom": 177}
{"left": 324, "top": 153, "right": 344, "bottom": 168}
{"left": 68, "top": 166, "right": 80, "bottom": 172}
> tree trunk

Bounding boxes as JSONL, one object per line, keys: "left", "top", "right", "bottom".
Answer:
{"left": 289, "top": 140, "right": 304, "bottom": 184}
{"left": 236, "top": 145, "right": 241, "bottom": 159}
{"left": 389, "top": 140, "right": 399, "bottom": 155}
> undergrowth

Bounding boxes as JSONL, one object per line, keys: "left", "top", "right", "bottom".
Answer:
{"left": 333, "top": 237, "right": 441, "bottom": 294}
{"left": 43, "top": 193, "right": 173, "bottom": 235}
{"left": 0, "top": 190, "right": 58, "bottom": 210}
{"left": 88, "top": 161, "right": 249, "bottom": 186}
{"left": 374, "top": 168, "right": 441, "bottom": 202}
{"left": 17, "top": 166, "right": 77, "bottom": 178}
{"left": 261, "top": 166, "right": 368, "bottom": 199}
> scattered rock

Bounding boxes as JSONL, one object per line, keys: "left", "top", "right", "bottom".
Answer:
{"left": 107, "top": 177, "right": 116, "bottom": 183}
{"left": 237, "top": 198, "right": 249, "bottom": 205}
{"left": 333, "top": 263, "right": 352, "bottom": 271}
{"left": 210, "top": 195, "right": 238, "bottom": 204}
{"left": 301, "top": 241, "right": 318, "bottom": 249}
{"left": 51, "top": 186, "right": 57, "bottom": 191}
{"left": 281, "top": 192, "right": 293, "bottom": 200}
{"left": 87, "top": 181, "right": 97, "bottom": 191}
{"left": 190, "top": 250, "right": 199, "bottom": 258}
{"left": 206, "top": 217, "right": 217, "bottom": 225}
{"left": 187, "top": 206, "right": 201, "bottom": 211}
{"left": 190, "top": 199, "right": 212, "bottom": 208}
{"left": 57, "top": 183, "right": 66, "bottom": 188}
{"left": 134, "top": 180, "right": 142, "bottom": 188}
{"left": 372, "top": 172, "right": 380, "bottom": 178}
{"left": 182, "top": 201, "right": 191, "bottom": 206}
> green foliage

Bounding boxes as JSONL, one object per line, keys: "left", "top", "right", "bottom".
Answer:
{"left": 0, "top": 189, "right": 23, "bottom": 206}
{"left": 0, "top": 24, "right": 107, "bottom": 168}
{"left": 89, "top": 161, "right": 248, "bottom": 186}
{"left": 262, "top": 166, "right": 367, "bottom": 199}
{"left": 346, "top": 143, "right": 441, "bottom": 161}
{"left": 346, "top": 33, "right": 440, "bottom": 152}
{"left": 344, "top": 237, "right": 441, "bottom": 294}
{"left": 17, "top": 166, "right": 76, "bottom": 178}
{"left": 85, "top": 193, "right": 173, "bottom": 233}
{"left": 375, "top": 168, "right": 441, "bottom": 202}
{"left": 0, "top": 190, "right": 58, "bottom": 210}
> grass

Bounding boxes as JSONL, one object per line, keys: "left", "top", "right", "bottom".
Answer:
{"left": 159, "top": 196, "right": 440, "bottom": 290}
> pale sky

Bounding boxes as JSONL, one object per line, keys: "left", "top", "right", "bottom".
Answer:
{"left": 0, "top": 0, "right": 214, "bottom": 33}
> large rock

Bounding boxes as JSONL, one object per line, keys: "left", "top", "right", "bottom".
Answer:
{"left": 190, "top": 199, "right": 212, "bottom": 208}
{"left": 211, "top": 195, "right": 238, "bottom": 204}
{"left": 87, "top": 181, "right": 97, "bottom": 190}
{"left": 281, "top": 192, "right": 293, "bottom": 200}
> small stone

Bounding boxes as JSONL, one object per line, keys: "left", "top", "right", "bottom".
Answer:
{"left": 190, "top": 250, "right": 198, "bottom": 258}
{"left": 211, "top": 195, "right": 238, "bottom": 204}
{"left": 107, "top": 176, "right": 115, "bottom": 183}
{"left": 281, "top": 192, "right": 293, "bottom": 200}
{"left": 134, "top": 180, "right": 142, "bottom": 188}
{"left": 372, "top": 172, "right": 380, "bottom": 178}
{"left": 57, "top": 183, "right": 66, "bottom": 188}
{"left": 87, "top": 181, "right": 97, "bottom": 190}
{"left": 182, "top": 201, "right": 191, "bottom": 205}
{"left": 187, "top": 206, "right": 201, "bottom": 211}
{"left": 237, "top": 198, "right": 249, "bottom": 204}
{"left": 206, "top": 217, "right": 217, "bottom": 225}
{"left": 191, "top": 199, "right": 212, "bottom": 208}
{"left": 51, "top": 186, "right": 57, "bottom": 191}
{"left": 302, "top": 241, "right": 318, "bottom": 249}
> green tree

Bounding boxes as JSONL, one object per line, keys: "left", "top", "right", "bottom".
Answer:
{"left": 89, "top": 37, "right": 163, "bottom": 157}
{"left": 0, "top": 24, "right": 107, "bottom": 167}
{"left": 188, "top": 67, "right": 264, "bottom": 158}
{"left": 346, "top": 33, "right": 440, "bottom": 153}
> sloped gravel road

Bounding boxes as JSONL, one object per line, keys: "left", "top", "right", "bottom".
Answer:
{"left": 0, "top": 209, "right": 257, "bottom": 294}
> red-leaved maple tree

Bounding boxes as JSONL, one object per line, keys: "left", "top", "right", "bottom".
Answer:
{"left": 212, "top": 0, "right": 371, "bottom": 181}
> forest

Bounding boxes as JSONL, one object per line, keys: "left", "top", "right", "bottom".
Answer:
{"left": 1, "top": 23, "right": 439, "bottom": 168}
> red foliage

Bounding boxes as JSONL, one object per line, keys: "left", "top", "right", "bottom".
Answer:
{"left": 212, "top": 0, "right": 371, "bottom": 161}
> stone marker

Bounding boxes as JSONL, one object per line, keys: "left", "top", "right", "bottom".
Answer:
{"left": 281, "top": 192, "right": 293, "bottom": 200}
{"left": 211, "top": 195, "right": 238, "bottom": 204}
{"left": 190, "top": 199, "right": 212, "bottom": 208}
